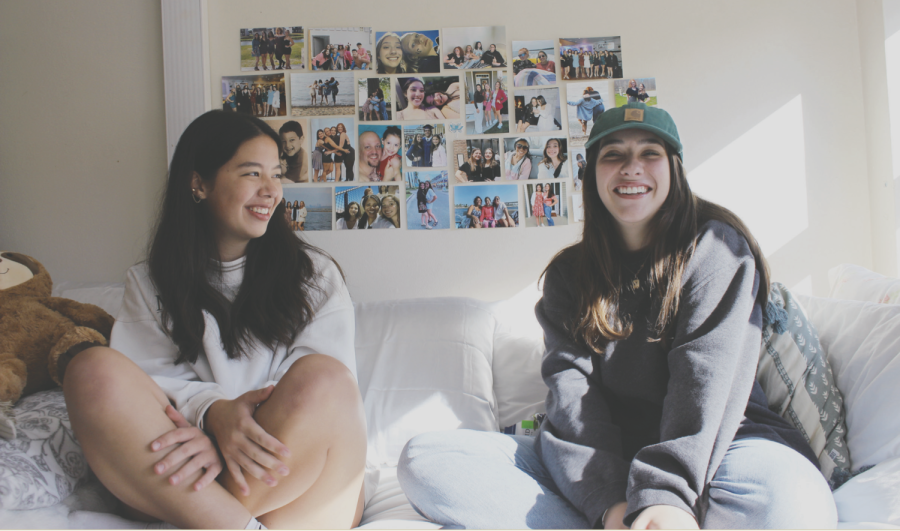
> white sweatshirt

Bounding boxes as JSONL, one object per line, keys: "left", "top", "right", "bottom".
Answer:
{"left": 109, "top": 252, "right": 356, "bottom": 429}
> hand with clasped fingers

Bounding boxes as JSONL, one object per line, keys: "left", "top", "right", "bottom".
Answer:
{"left": 604, "top": 502, "right": 699, "bottom": 530}
{"left": 204, "top": 385, "right": 292, "bottom": 496}
{"left": 150, "top": 405, "right": 223, "bottom": 491}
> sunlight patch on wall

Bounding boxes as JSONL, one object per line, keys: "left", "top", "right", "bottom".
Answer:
{"left": 689, "top": 96, "right": 808, "bottom": 256}
{"left": 886, "top": 30, "right": 900, "bottom": 179}
{"left": 791, "top": 275, "right": 813, "bottom": 296}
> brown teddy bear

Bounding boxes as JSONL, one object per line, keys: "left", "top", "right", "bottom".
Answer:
{"left": 0, "top": 252, "right": 114, "bottom": 407}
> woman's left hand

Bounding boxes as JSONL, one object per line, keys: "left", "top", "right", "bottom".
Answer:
{"left": 150, "top": 405, "right": 223, "bottom": 491}
{"left": 630, "top": 505, "right": 698, "bottom": 530}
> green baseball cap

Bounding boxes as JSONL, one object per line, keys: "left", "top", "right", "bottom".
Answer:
{"left": 584, "top": 102, "right": 683, "bottom": 160}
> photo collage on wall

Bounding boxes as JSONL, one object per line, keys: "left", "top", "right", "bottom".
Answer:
{"left": 222, "top": 23, "right": 656, "bottom": 231}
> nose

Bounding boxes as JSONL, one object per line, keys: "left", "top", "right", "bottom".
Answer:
{"left": 620, "top": 152, "right": 643, "bottom": 176}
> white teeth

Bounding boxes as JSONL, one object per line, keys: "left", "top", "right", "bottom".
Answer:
{"left": 249, "top": 207, "right": 269, "bottom": 214}
{"left": 616, "top": 186, "right": 648, "bottom": 195}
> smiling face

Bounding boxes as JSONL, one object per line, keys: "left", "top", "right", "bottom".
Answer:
{"left": 382, "top": 196, "right": 398, "bottom": 218}
{"left": 495, "top": 81, "right": 501, "bottom": 91}
{"left": 378, "top": 35, "right": 403, "bottom": 71}
{"left": 317, "top": 130, "right": 325, "bottom": 140}
{"left": 195, "top": 135, "right": 283, "bottom": 260}
{"left": 546, "top": 139, "right": 560, "bottom": 160}
{"left": 360, "top": 131, "right": 383, "bottom": 169}
{"left": 383, "top": 133, "right": 400, "bottom": 157}
{"left": 595, "top": 129, "right": 671, "bottom": 245}
{"left": 281, "top": 131, "right": 302, "bottom": 157}
{"left": 489, "top": 44, "right": 496, "bottom": 52}
{"left": 402, "top": 33, "right": 432, "bottom": 58}
{"left": 432, "top": 135, "right": 440, "bottom": 146}
{"left": 406, "top": 80, "right": 425, "bottom": 109}
{"left": 363, "top": 196, "right": 380, "bottom": 218}
{"left": 472, "top": 149, "right": 482, "bottom": 161}
{"left": 484, "top": 148, "right": 494, "bottom": 161}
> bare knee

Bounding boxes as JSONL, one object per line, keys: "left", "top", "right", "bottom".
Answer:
{"left": 64, "top": 346, "right": 162, "bottom": 410}
{"left": 278, "top": 354, "right": 360, "bottom": 410}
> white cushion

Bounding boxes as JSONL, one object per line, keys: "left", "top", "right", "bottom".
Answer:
{"left": 354, "top": 297, "right": 499, "bottom": 469}
{"left": 833, "top": 456, "right": 900, "bottom": 526}
{"left": 797, "top": 295, "right": 900, "bottom": 470}
{"left": 52, "top": 281, "right": 125, "bottom": 317}
{"left": 828, "top": 264, "right": 900, "bottom": 304}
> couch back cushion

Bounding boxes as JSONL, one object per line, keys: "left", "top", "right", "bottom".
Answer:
{"left": 354, "top": 297, "right": 499, "bottom": 468}
{"left": 828, "top": 264, "right": 900, "bottom": 304}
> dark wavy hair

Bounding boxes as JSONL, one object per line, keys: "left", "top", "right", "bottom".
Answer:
{"left": 148, "top": 110, "right": 336, "bottom": 364}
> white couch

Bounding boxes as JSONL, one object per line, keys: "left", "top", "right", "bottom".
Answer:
{"left": 1, "top": 265, "right": 899, "bottom": 528}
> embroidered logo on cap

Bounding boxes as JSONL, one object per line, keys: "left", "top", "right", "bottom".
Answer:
{"left": 624, "top": 109, "right": 644, "bottom": 122}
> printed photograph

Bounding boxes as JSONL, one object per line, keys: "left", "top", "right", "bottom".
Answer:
{"left": 454, "top": 184, "right": 518, "bottom": 228}
{"left": 358, "top": 77, "right": 392, "bottom": 121}
{"left": 524, "top": 182, "right": 568, "bottom": 227}
{"left": 405, "top": 170, "right": 449, "bottom": 230}
{"left": 558, "top": 36, "right": 622, "bottom": 80}
{"left": 614, "top": 77, "right": 658, "bottom": 107}
{"left": 571, "top": 147, "right": 586, "bottom": 191}
{"left": 454, "top": 138, "right": 501, "bottom": 182}
{"left": 281, "top": 186, "right": 331, "bottom": 232}
{"left": 266, "top": 118, "right": 309, "bottom": 183}
{"left": 572, "top": 192, "right": 584, "bottom": 223}
{"left": 335, "top": 185, "right": 402, "bottom": 229}
{"left": 442, "top": 26, "right": 507, "bottom": 69}
{"left": 309, "top": 117, "right": 355, "bottom": 183}
{"left": 403, "top": 124, "right": 448, "bottom": 168}
{"left": 291, "top": 72, "right": 354, "bottom": 116}
{"left": 463, "top": 71, "right": 508, "bottom": 135}
{"left": 374, "top": 30, "right": 441, "bottom": 74}
{"left": 502, "top": 137, "right": 569, "bottom": 180}
{"left": 513, "top": 87, "right": 562, "bottom": 133}
{"left": 308, "top": 28, "right": 373, "bottom": 71}
{"left": 511, "top": 40, "right": 557, "bottom": 86}
{"left": 395, "top": 76, "right": 461, "bottom": 121}
{"left": 221, "top": 74, "right": 285, "bottom": 117}
{"left": 566, "top": 81, "right": 611, "bottom": 144}
{"left": 357, "top": 124, "right": 403, "bottom": 182}
{"left": 240, "top": 27, "right": 303, "bottom": 71}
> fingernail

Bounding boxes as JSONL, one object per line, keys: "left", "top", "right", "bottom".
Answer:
{"left": 151, "top": 442, "right": 160, "bottom": 451}
{"left": 280, "top": 449, "right": 291, "bottom": 458}
{"left": 170, "top": 475, "right": 180, "bottom": 485}
{"left": 156, "top": 463, "right": 166, "bottom": 473}
{"left": 265, "top": 477, "right": 277, "bottom": 487}
{"left": 278, "top": 466, "right": 289, "bottom": 476}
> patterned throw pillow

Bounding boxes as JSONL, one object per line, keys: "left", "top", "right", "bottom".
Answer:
{"left": 0, "top": 389, "right": 90, "bottom": 510}
{"left": 757, "top": 282, "right": 852, "bottom": 489}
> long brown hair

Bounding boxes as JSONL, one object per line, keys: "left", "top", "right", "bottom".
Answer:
{"left": 542, "top": 145, "right": 769, "bottom": 354}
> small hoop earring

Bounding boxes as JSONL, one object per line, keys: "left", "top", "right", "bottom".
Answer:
{"left": 191, "top": 188, "right": 202, "bottom": 204}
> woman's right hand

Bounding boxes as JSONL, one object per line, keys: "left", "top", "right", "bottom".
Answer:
{"left": 150, "top": 405, "right": 222, "bottom": 492}
{"left": 603, "top": 501, "right": 629, "bottom": 529}
{"left": 204, "top": 386, "right": 291, "bottom": 496}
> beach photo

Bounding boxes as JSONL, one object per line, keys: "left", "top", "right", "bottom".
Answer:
{"left": 358, "top": 77, "right": 392, "bottom": 121}
{"left": 571, "top": 147, "right": 586, "bottom": 191}
{"left": 405, "top": 171, "right": 449, "bottom": 230}
{"left": 442, "top": 26, "right": 507, "bottom": 69}
{"left": 614, "top": 77, "right": 658, "bottom": 107}
{"left": 335, "top": 185, "right": 402, "bottom": 229}
{"left": 454, "top": 184, "right": 518, "bottom": 228}
{"left": 558, "top": 36, "right": 622, "bottom": 80}
{"left": 357, "top": 124, "right": 403, "bottom": 182}
{"left": 511, "top": 40, "right": 557, "bottom": 86}
{"left": 454, "top": 138, "right": 501, "bottom": 182}
{"left": 513, "top": 87, "right": 562, "bottom": 133}
{"left": 502, "top": 137, "right": 569, "bottom": 180}
{"left": 394, "top": 76, "right": 461, "bottom": 121}
{"left": 524, "top": 182, "right": 568, "bottom": 227}
{"left": 403, "top": 124, "right": 447, "bottom": 169}
{"left": 308, "top": 27, "right": 373, "bottom": 72}
{"left": 240, "top": 26, "right": 303, "bottom": 71}
{"left": 463, "top": 71, "right": 509, "bottom": 135}
{"left": 281, "top": 186, "right": 332, "bottom": 231}
{"left": 291, "top": 72, "right": 354, "bottom": 116}
{"left": 265, "top": 118, "right": 309, "bottom": 183}
{"left": 374, "top": 30, "right": 441, "bottom": 74}
{"left": 566, "top": 81, "right": 611, "bottom": 145}
{"left": 221, "top": 74, "right": 285, "bottom": 117}
{"left": 309, "top": 117, "right": 356, "bottom": 183}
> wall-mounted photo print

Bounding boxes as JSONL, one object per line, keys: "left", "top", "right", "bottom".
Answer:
{"left": 335, "top": 185, "right": 401, "bottom": 229}
{"left": 310, "top": 118, "right": 355, "bottom": 183}
{"left": 572, "top": 192, "right": 584, "bottom": 223}
{"left": 281, "top": 186, "right": 332, "bottom": 231}
{"left": 266, "top": 118, "right": 309, "bottom": 183}
{"left": 570, "top": 147, "right": 586, "bottom": 192}
{"left": 291, "top": 72, "right": 354, "bottom": 115}
{"left": 614, "top": 77, "right": 657, "bottom": 107}
{"left": 525, "top": 182, "right": 568, "bottom": 227}
{"left": 358, "top": 77, "right": 391, "bottom": 121}
{"left": 395, "top": 76, "right": 461, "bottom": 121}
{"left": 558, "top": 36, "right": 622, "bottom": 80}
{"left": 357, "top": 124, "right": 403, "bottom": 182}
{"left": 455, "top": 184, "right": 518, "bottom": 228}
{"left": 405, "top": 171, "right": 449, "bottom": 230}
{"left": 221, "top": 74, "right": 285, "bottom": 117}
{"left": 403, "top": 125, "right": 447, "bottom": 169}
{"left": 308, "top": 28, "right": 373, "bottom": 71}
{"left": 374, "top": 30, "right": 440, "bottom": 74}
{"left": 240, "top": 27, "right": 304, "bottom": 71}
{"left": 442, "top": 26, "right": 507, "bottom": 69}
{"left": 502, "top": 137, "right": 569, "bottom": 180}
{"left": 513, "top": 88, "right": 562, "bottom": 133}
{"left": 566, "top": 82, "right": 611, "bottom": 145}
{"left": 454, "top": 138, "right": 501, "bottom": 182}
{"left": 463, "top": 71, "right": 508, "bottom": 134}
{"left": 511, "top": 40, "right": 557, "bottom": 86}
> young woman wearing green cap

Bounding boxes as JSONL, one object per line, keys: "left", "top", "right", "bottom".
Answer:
{"left": 397, "top": 103, "right": 837, "bottom": 529}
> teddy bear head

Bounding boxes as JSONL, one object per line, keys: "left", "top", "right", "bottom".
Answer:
{"left": 0, "top": 252, "right": 51, "bottom": 298}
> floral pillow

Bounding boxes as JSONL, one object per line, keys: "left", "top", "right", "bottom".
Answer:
{"left": 0, "top": 389, "right": 90, "bottom": 510}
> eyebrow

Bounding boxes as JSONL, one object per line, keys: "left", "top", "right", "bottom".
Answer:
{"left": 236, "top": 161, "right": 282, "bottom": 171}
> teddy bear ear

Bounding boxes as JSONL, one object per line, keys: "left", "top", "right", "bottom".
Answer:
{"left": 0, "top": 252, "right": 38, "bottom": 291}
{"left": 1, "top": 252, "right": 40, "bottom": 276}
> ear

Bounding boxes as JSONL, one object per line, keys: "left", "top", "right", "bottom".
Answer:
{"left": 190, "top": 172, "right": 209, "bottom": 200}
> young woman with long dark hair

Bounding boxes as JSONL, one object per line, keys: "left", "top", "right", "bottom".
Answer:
{"left": 397, "top": 103, "right": 837, "bottom": 529}
{"left": 63, "top": 111, "right": 366, "bottom": 529}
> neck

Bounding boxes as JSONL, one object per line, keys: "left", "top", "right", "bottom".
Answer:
{"left": 618, "top": 223, "right": 649, "bottom": 252}
{"left": 216, "top": 238, "right": 248, "bottom": 263}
